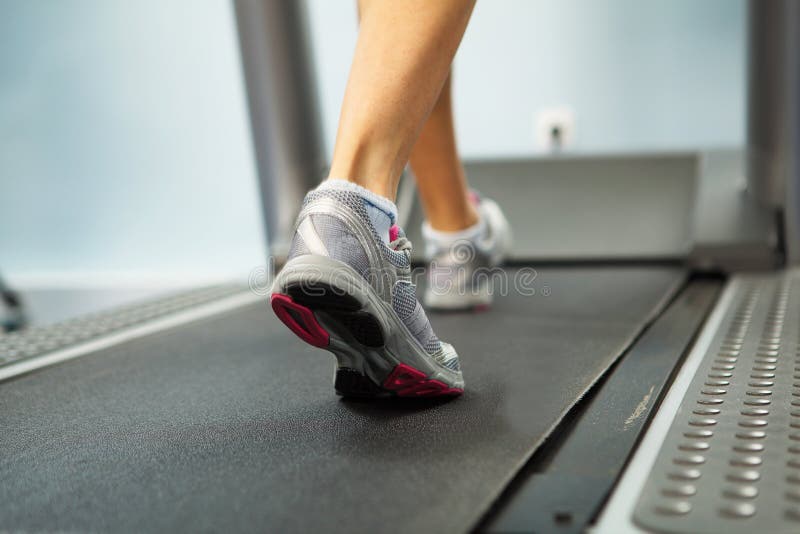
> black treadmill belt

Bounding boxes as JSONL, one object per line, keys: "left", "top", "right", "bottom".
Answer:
{"left": 0, "top": 266, "right": 683, "bottom": 532}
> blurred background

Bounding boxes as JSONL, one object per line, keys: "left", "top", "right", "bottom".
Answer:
{"left": 0, "top": 0, "right": 744, "bottom": 325}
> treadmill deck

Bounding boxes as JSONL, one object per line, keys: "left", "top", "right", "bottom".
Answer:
{"left": 0, "top": 266, "right": 683, "bottom": 532}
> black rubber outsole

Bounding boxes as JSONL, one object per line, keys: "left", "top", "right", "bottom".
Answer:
{"left": 286, "top": 284, "right": 385, "bottom": 348}
{"left": 286, "top": 283, "right": 387, "bottom": 397}
{"left": 333, "top": 368, "right": 386, "bottom": 398}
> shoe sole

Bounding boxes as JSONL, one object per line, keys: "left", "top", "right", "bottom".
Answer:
{"left": 271, "top": 257, "right": 464, "bottom": 398}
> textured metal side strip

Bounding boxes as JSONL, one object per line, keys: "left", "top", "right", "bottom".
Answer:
{"left": 0, "top": 291, "right": 260, "bottom": 383}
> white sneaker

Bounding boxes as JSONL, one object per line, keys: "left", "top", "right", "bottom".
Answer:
{"left": 423, "top": 191, "right": 512, "bottom": 310}
{"left": 271, "top": 180, "right": 464, "bottom": 398}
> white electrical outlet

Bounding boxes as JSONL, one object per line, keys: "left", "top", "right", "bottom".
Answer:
{"left": 535, "top": 107, "right": 575, "bottom": 152}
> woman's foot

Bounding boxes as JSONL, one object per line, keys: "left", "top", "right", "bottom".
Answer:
{"left": 423, "top": 191, "right": 512, "bottom": 310}
{"left": 270, "top": 180, "right": 464, "bottom": 398}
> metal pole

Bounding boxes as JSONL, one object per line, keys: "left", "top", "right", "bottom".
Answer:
{"left": 233, "top": 0, "right": 326, "bottom": 259}
{"left": 747, "top": 0, "right": 800, "bottom": 263}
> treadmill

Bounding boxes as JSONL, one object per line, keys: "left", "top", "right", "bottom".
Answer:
{"left": 1, "top": 1, "right": 799, "bottom": 532}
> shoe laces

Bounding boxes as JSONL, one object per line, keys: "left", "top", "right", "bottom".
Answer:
{"left": 390, "top": 235, "right": 413, "bottom": 256}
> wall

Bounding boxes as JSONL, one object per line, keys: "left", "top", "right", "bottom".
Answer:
{"left": 0, "top": 0, "right": 265, "bottom": 286}
{"left": 0, "top": 0, "right": 746, "bottom": 286}
{"left": 305, "top": 0, "right": 745, "bottom": 158}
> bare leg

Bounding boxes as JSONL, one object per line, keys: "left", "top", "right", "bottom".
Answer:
{"left": 409, "top": 73, "right": 479, "bottom": 231}
{"left": 328, "top": 0, "right": 476, "bottom": 200}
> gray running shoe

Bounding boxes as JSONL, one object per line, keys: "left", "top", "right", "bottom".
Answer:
{"left": 271, "top": 181, "right": 464, "bottom": 398}
{"left": 423, "top": 191, "right": 512, "bottom": 310}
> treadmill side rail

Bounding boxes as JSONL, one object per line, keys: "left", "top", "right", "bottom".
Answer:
{"left": 484, "top": 279, "right": 721, "bottom": 534}
{"left": 596, "top": 270, "right": 800, "bottom": 533}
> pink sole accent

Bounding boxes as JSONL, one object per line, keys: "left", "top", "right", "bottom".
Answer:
{"left": 382, "top": 363, "right": 463, "bottom": 397}
{"left": 468, "top": 190, "right": 480, "bottom": 207}
{"left": 270, "top": 293, "right": 330, "bottom": 348}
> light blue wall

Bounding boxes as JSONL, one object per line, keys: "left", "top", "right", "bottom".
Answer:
{"left": 306, "top": 0, "right": 745, "bottom": 158}
{"left": 0, "top": 0, "right": 265, "bottom": 285}
{"left": 1, "top": 0, "right": 745, "bottom": 284}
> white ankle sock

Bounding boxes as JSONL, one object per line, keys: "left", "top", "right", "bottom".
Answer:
{"left": 422, "top": 217, "right": 486, "bottom": 246}
{"left": 318, "top": 179, "right": 398, "bottom": 244}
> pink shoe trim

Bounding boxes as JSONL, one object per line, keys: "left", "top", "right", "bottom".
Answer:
{"left": 468, "top": 190, "right": 481, "bottom": 207}
{"left": 382, "top": 363, "right": 463, "bottom": 397}
{"left": 389, "top": 224, "right": 400, "bottom": 242}
{"left": 270, "top": 293, "right": 330, "bottom": 348}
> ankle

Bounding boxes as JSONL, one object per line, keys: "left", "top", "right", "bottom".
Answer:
{"left": 328, "top": 140, "right": 404, "bottom": 200}
{"left": 425, "top": 203, "right": 479, "bottom": 233}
